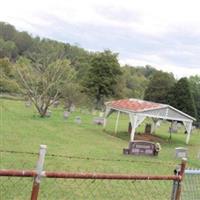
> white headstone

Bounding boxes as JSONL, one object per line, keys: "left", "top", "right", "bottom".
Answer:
{"left": 70, "top": 104, "right": 75, "bottom": 112}
{"left": 45, "top": 110, "right": 52, "bottom": 117}
{"left": 53, "top": 101, "right": 59, "bottom": 108}
{"left": 63, "top": 111, "right": 70, "bottom": 119}
{"left": 75, "top": 116, "right": 82, "bottom": 124}
{"left": 25, "top": 101, "right": 32, "bottom": 107}
{"left": 175, "top": 147, "right": 188, "bottom": 158}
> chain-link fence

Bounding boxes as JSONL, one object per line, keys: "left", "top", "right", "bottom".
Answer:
{"left": 0, "top": 145, "right": 187, "bottom": 200}
{"left": 182, "top": 169, "right": 200, "bottom": 200}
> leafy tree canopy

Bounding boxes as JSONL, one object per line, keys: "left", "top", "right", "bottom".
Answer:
{"left": 168, "top": 77, "right": 197, "bottom": 118}
{"left": 84, "top": 50, "right": 122, "bottom": 109}
{"left": 144, "top": 71, "right": 175, "bottom": 104}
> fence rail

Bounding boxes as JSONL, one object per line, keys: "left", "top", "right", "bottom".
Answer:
{"left": 0, "top": 169, "right": 181, "bottom": 180}
{"left": 0, "top": 145, "right": 187, "bottom": 200}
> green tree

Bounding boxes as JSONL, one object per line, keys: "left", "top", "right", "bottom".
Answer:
{"left": 0, "top": 38, "right": 17, "bottom": 58}
{"left": 122, "top": 66, "right": 149, "bottom": 99}
{"left": 188, "top": 75, "right": 200, "bottom": 122}
{"left": 0, "top": 22, "right": 16, "bottom": 41}
{"left": 15, "top": 57, "right": 74, "bottom": 117}
{"left": 62, "top": 82, "right": 83, "bottom": 111}
{"left": 144, "top": 71, "right": 175, "bottom": 103}
{"left": 0, "top": 58, "right": 18, "bottom": 93}
{"left": 168, "top": 77, "right": 197, "bottom": 118}
{"left": 84, "top": 50, "right": 122, "bottom": 110}
{"left": 13, "top": 31, "right": 33, "bottom": 54}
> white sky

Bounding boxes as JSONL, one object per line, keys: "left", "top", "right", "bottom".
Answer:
{"left": 1, "top": 0, "right": 200, "bottom": 78}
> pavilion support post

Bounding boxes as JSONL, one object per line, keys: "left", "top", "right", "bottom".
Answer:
{"left": 151, "top": 118, "right": 160, "bottom": 134}
{"left": 103, "top": 107, "right": 111, "bottom": 130}
{"left": 129, "top": 114, "right": 138, "bottom": 142}
{"left": 186, "top": 132, "right": 191, "bottom": 144}
{"left": 115, "top": 111, "right": 120, "bottom": 134}
{"left": 186, "top": 122, "right": 192, "bottom": 144}
{"left": 183, "top": 121, "right": 192, "bottom": 144}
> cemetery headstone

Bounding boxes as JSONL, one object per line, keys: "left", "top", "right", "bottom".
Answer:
{"left": 45, "top": 110, "right": 52, "bottom": 117}
{"left": 175, "top": 147, "right": 188, "bottom": 158}
{"left": 25, "top": 101, "right": 32, "bottom": 107}
{"left": 53, "top": 101, "right": 59, "bottom": 108}
{"left": 63, "top": 111, "right": 70, "bottom": 119}
{"left": 169, "top": 121, "right": 178, "bottom": 133}
{"left": 93, "top": 117, "right": 104, "bottom": 125}
{"left": 145, "top": 124, "right": 151, "bottom": 134}
{"left": 123, "top": 140, "right": 160, "bottom": 156}
{"left": 75, "top": 116, "right": 82, "bottom": 124}
{"left": 70, "top": 104, "right": 75, "bottom": 112}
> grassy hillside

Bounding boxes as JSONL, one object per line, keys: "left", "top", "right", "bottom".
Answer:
{"left": 1, "top": 99, "right": 199, "bottom": 169}
{"left": 0, "top": 99, "right": 199, "bottom": 199}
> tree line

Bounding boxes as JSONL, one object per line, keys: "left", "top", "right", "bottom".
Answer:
{"left": 0, "top": 22, "right": 199, "bottom": 125}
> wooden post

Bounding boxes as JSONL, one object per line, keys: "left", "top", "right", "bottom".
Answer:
{"left": 31, "top": 145, "right": 47, "bottom": 200}
{"left": 171, "top": 158, "right": 187, "bottom": 200}
{"left": 115, "top": 111, "right": 120, "bottom": 134}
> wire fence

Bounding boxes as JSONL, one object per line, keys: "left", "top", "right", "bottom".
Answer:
{"left": 182, "top": 169, "right": 200, "bottom": 200}
{"left": 0, "top": 149, "right": 176, "bottom": 174}
{"left": 0, "top": 145, "right": 187, "bottom": 200}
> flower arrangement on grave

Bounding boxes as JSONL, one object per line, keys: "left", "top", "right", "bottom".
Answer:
{"left": 155, "top": 143, "right": 161, "bottom": 152}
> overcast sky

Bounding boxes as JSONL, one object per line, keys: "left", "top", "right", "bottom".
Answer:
{"left": 1, "top": 0, "right": 200, "bottom": 78}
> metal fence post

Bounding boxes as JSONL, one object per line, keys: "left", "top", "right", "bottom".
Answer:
{"left": 171, "top": 158, "right": 187, "bottom": 200}
{"left": 31, "top": 145, "right": 47, "bottom": 200}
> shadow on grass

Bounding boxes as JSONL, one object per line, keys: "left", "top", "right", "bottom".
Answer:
{"left": 103, "top": 130, "right": 129, "bottom": 141}
{"left": 103, "top": 130, "right": 187, "bottom": 146}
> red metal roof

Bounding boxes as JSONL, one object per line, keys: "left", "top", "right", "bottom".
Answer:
{"left": 107, "top": 99, "right": 164, "bottom": 112}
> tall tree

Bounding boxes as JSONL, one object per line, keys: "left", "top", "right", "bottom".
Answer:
{"left": 0, "top": 38, "right": 17, "bottom": 58}
{"left": 0, "top": 22, "right": 16, "bottom": 41}
{"left": 122, "top": 66, "right": 149, "bottom": 99}
{"left": 15, "top": 57, "right": 74, "bottom": 117}
{"left": 0, "top": 58, "right": 18, "bottom": 93}
{"left": 188, "top": 75, "right": 200, "bottom": 123}
{"left": 168, "top": 77, "right": 197, "bottom": 118}
{"left": 144, "top": 71, "right": 175, "bottom": 103}
{"left": 84, "top": 50, "right": 122, "bottom": 110}
{"left": 13, "top": 31, "right": 33, "bottom": 54}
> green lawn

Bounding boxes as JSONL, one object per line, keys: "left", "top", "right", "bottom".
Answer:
{"left": 0, "top": 99, "right": 199, "bottom": 199}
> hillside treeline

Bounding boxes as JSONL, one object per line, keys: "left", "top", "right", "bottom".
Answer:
{"left": 0, "top": 22, "right": 199, "bottom": 125}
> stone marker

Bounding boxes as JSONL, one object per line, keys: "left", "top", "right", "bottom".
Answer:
{"left": 145, "top": 124, "right": 151, "bottom": 134}
{"left": 75, "top": 116, "right": 82, "bottom": 124}
{"left": 25, "top": 101, "right": 32, "bottom": 107}
{"left": 70, "top": 104, "right": 75, "bottom": 112}
{"left": 175, "top": 147, "right": 188, "bottom": 158}
{"left": 45, "top": 110, "right": 52, "bottom": 117}
{"left": 53, "top": 101, "right": 59, "bottom": 108}
{"left": 63, "top": 111, "right": 70, "bottom": 119}
{"left": 93, "top": 117, "right": 104, "bottom": 125}
{"left": 123, "top": 140, "right": 160, "bottom": 156}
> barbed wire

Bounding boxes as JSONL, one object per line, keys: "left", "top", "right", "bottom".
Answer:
{"left": 0, "top": 149, "right": 176, "bottom": 166}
